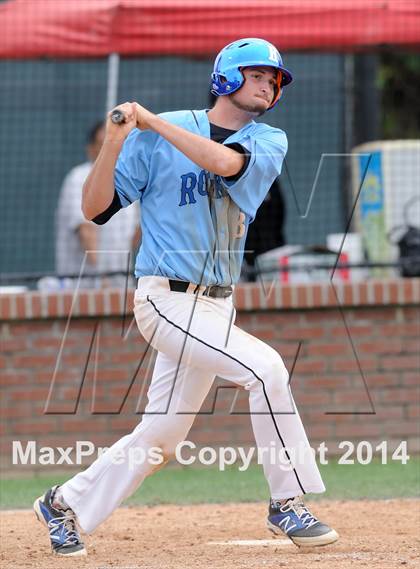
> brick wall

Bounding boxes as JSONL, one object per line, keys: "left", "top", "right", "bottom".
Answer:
{"left": 1, "top": 278, "right": 419, "bottom": 473}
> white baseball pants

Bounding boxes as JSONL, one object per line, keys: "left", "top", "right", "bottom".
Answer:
{"left": 61, "top": 276, "right": 325, "bottom": 533}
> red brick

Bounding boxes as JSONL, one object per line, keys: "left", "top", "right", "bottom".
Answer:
{"left": 343, "top": 284, "right": 354, "bottom": 305}
{"left": 78, "top": 293, "right": 89, "bottom": 315}
{"left": 31, "top": 294, "right": 42, "bottom": 318}
{"left": 381, "top": 388, "right": 419, "bottom": 403}
{"left": 282, "top": 286, "right": 292, "bottom": 309}
{"left": 383, "top": 421, "right": 419, "bottom": 436}
{"left": 403, "top": 306, "right": 420, "bottom": 321}
{"left": 327, "top": 285, "right": 338, "bottom": 307}
{"left": 355, "top": 308, "right": 397, "bottom": 321}
{"left": 32, "top": 338, "right": 65, "bottom": 350}
{"left": 108, "top": 417, "right": 138, "bottom": 431}
{"left": 334, "top": 423, "right": 382, "bottom": 437}
{"left": 125, "top": 291, "right": 135, "bottom": 314}
{"left": 272, "top": 343, "right": 300, "bottom": 357}
{"left": 34, "top": 371, "right": 78, "bottom": 384}
{"left": 311, "top": 285, "right": 323, "bottom": 306}
{"left": 376, "top": 406, "right": 404, "bottom": 419}
{"left": 358, "top": 282, "right": 369, "bottom": 305}
{"left": 388, "top": 282, "right": 399, "bottom": 304}
{"left": 373, "top": 282, "right": 384, "bottom": 304}
{"left": 334, "top": 390, "right": 374, "bottom": 405}
{"left": 1, "top": 406, "right": 38, "bottom": 419}
{"left": 364, "top": 374, "right": 399, "bottom": 387}
{"left": 306, "top": 425, "right": 332, "bottom": 439}
{"left": 254, "top": 312, "right": 293, "bottom": 325}
{"left": 381, "top": 355, "right": 420, "bottom": 371}
{"left": 281, "top": 326, "right": 325, "bottom": 340}
{"left": 296, "top": 286, "right": 307, "bottom": 307}
{"left": 94, "top": 291, "right": 105, "bottom": 315}
{"left": 295, "top": 392, "right": 331, "bottom": 406}
{"left": 61, "top": 354, "right": 91, "bottom": 367}
{"left": 402, "top": 373, "right": 420, "bottom": 385}
{"left": 0, "top": 296, "right": 11, "bottom": 319}
{"left": 13, "top": 355, "right": 56, "bottom": 369}
{"left": 306, "top": 343, "right": 347, "bottom": 356}
{"left": 332, "top": 358, "right": 377, "bottom": 372}
{"left": 96, "top": 369, "right": 128, "bottom": 382}
{"left": 10, "top": 389, "right": 47, "bottom": 401}
{"left": 407, "top": 405, "right": 419, "bottom": 418}
{"left": 305, "top": 376, "right": 351, "bottom": 389}
{"left": 250, "top": 286, "right": 260, "bottom": 308}
{"left": 357, "top": 340, "right": 403, "bottom": 355}
{"left": 7, "top": 323, "right": 44, "bottom": 335}
{"left": 1, "top": 338, "right": 27, "bottom": 352}
{"left": 331, "top": 325, "right": 373, "bottom": 337}
{"left": 381, "top": 323, "right": 419, "bottom": 337}
{"left": 47, "top": 294, "right": 59, "bottom": 317}
{"left": 60, "top": 419, "right": 108, "bottom": 433}
{"left": 110, "top": 352, "right": 144, "bottom": 364}
{"left": 14, "top": 422, "right": 56, "bottom": 434}
{"left": 15, "top": 295, "right": 26, "bottom": 319}
{"left": 404, "top": 339, "right": 420, "bottom": 353}
{"left": 300, "top": 310, "right": 332, "bottom": 324}
{"left": 265, "top": 286, "right": 279, "bottom": 310}
{"left": 403, "top": 279, "right": 415, "bottom": 303}
{"left": 293, "top": 360, "right": 327, "bottom": 374}
{"left": 0, "top": 373, "right": 30, "bottom": 386}
{"left": 62, "top": 293, "right": 74, "bottom": 314}
{"left": 110, "top": 292, "right": 122, "bottom": 314}
{"left": 255, "top": 328, "right": 275, "bottom": 340}
{"left": 233, "top": 286, "right": 245, "bottom": 310}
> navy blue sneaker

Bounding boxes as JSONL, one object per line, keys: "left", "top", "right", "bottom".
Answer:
{"left": 33, "top": 485, "right": 86, "bottom": 556}
{"left": 267, "top": 496, "right": 339, "bottom": 547}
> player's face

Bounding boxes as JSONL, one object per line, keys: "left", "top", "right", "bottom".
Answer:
{"left": 230, "top": 67, "right": 278, "bottom": 116}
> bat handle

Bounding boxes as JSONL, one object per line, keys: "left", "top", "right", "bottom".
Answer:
{"left": 110, "top": 109, "right": 125, "bottom": 124}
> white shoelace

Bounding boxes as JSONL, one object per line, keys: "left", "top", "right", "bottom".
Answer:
{"left": 48, "top": 510, "right": 80, "bottom": 546}
{"left": 279, "top": 497, "right": 319, "bottom": 529}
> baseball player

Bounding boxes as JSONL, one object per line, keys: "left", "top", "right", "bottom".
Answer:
{"left": 34, "top": 38, "right": 338, "bottom": 556}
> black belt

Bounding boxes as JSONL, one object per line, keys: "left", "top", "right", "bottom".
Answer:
{"left": 168, "top": 279, "right": 233, "bottom": 298}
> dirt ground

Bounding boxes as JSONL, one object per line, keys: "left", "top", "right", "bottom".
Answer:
{"left": 1, "top": 500, "right": 419, "bottom": 569}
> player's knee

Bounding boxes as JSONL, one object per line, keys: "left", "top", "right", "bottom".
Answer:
{"left": 252, "top": 354, "right": 289, "bottom": 395}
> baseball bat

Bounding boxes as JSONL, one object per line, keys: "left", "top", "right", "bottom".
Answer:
{"left": 110, "top": 109, "right": 125, "bottom": 124}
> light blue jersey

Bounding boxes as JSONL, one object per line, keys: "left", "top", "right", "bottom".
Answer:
{"left": 114, "top": 109, "right": 287, "bottom": 286}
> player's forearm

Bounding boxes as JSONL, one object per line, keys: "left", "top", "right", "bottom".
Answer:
{"left": 82, "top": 140, "right": 123, "bottom": 220}
{"left": 146, "top": 114, "right": 244, "bottom": 177}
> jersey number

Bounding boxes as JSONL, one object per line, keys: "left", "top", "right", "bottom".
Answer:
{"left": 235, "top": 212, "right": 246, "bottom": 239}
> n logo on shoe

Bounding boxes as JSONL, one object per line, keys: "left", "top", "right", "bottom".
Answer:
{"left": 278, "top": 516, "right": 298, "bottom": 535}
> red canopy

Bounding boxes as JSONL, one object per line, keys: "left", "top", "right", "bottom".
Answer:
{"left": 1, "top": 0, "right": 419, "bottom": 58}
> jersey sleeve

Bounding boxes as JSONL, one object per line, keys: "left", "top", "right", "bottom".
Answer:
{"left": 221, "top": 128, "right": 288, "bottom": 220}
{"left": 114, "top": 128, "right": 155, "bottom": 207}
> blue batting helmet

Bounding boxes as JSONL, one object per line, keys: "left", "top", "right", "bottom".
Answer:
{"left": 211, "top": 38, "right": 293, "bottom": 109}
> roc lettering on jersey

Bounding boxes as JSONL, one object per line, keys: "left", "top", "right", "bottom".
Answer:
{"left": 179, "top": 171, "right": 227, "bottom": 206}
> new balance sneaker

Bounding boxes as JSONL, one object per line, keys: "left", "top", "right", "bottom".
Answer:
{"left": 267, "top": 496, "right": 339, "bottom": 547}
{"left": 33, "top": 485, "right": 87, "bottom": 556}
